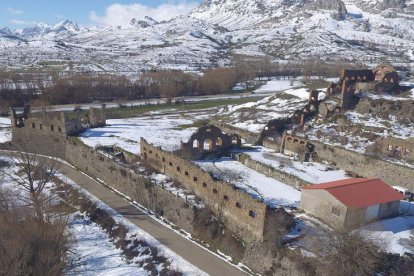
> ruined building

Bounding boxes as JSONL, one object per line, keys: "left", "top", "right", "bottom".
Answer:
{"left": 279, "top": 133, "right": 315, "bottom": 162}
{"left": 262, "top": 90, "right": 320, "bottom": 140}
{"left": 10, "top": 105, "right": 106, "bottom": 158}
{"left": 141, "top": 138, "right": 294, "bottom": 242}
{"left": 179, "top": 125, "right": 241, "bottom": 160}
{"left": 338, "top": 64, "right": 401, "bottom": 109}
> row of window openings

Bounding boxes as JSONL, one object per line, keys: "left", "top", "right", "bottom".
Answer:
{"left": 143, "top": 148, "right": 257, "bottom": 218}
{"left": 387, "top": 145, "right": 410, "bottom": 154}
{"left": 32, "top": 123, "right": 62, "bottom": 132}
{"left": 286, "top": 137, "right": 306, "bottom": 145}
{"left": 191, "top": 138, "right": 240, "bottom": 150}
{"left": 175, "top": 161, "right": 257, "bottom": 218}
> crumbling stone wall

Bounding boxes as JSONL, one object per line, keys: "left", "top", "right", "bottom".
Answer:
{"left": 179, "top": 125, "right": 241, "bottom": 160}
{"left": 10, "top": 105, "right": 107, "bottom": 158}
{"left": 210, "top": 120, "right": 261, "bottom": 144}
{"left": 141, "top": 138, "right": 286, "bottom": 243}
{"left": 235, "top": 153, "right": 311, "bottom": 189}
{"left": 312, "top": 141, "right": 414, "bottom": 191}
{"left": 355, "top": 97, "right": 414, "bottom": 123}
{"left": 281, "top": 134, "right": 315, "bottom": 162}
{"left": 263, "top": 138, "right": 414, "bottom": 190}
{"left": 10, "top": 110, "right": 68, "bottom": 158}
{"left": 87, "top": 107, "right": 106, "bottom": 128}
{"left": 372, "top": 137, "right": 414, "bottom": 162}
{"left": 65, "top": 139, "right": 197, "bottom": 233}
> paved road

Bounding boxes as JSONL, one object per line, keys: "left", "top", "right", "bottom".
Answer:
{"left": 29, "top": 92, "right": 271, "bottom": 112}
{"left": 60, "top": 163, "right": 246, "bottom": 276}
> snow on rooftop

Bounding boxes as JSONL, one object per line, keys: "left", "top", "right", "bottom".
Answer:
{"left": 195, "top": 158, "right": 301, "bottom": 208}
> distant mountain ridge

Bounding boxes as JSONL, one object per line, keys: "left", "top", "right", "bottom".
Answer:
{"left": 0, "top": 0, "right": 413, "bottom": 72}
{"left": 14, "top": 20, "right": 86, "bottom": 38}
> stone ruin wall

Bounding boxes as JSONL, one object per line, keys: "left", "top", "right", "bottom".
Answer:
{"left": 355, "top": 97, "right": 414, "bottom": 123}
{"left": 210, "top": 120, "right": 261, "bottom": 144}
{"left": 312, "top": 141, "right": 414, "bottom": 191}
{"left": 234, "top": 153, "right": 311, "bottom": 190}
{"left": 218, "top": 116, "right": 414, "bottom": 190}
{"left": 263, "top": 137, "right": 414, "bottom": 190}
{"left": 140, "top": 138, "right": 278, "bottom": 243}
{"left": 10, "top": 111, "right": 68, "bottom": 158}
{"left": 374, "top": 137, "right": 414, "bottom": 162}
{"left": 65, "top": 139, "right": 197, "bottom": 233}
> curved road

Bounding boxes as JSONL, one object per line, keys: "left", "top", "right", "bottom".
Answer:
{"left": 58, "top": 162, "right": 246, "bottom": 276}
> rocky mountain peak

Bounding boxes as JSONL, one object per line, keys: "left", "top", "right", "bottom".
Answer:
{"left": 130, "top": 16, "right": 158, "bottom": 28}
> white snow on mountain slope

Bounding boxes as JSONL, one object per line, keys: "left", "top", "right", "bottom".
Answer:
{"left": 15, "top": 20, "right": 86, "bottom": 39}
{"left": 1, "top": 0, "right": 414, "bottom": 72}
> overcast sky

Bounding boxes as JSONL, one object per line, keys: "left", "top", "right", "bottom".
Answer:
{"left": 0, "top": 0, "right": 201, "bottom": 29}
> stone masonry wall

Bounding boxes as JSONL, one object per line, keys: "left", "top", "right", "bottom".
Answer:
{"left": 312, "top": 141, "right": 414, "bottom": 190}
{"left": 210, "top": 120, "right": 261, "bottom": 144}
{"left": 65, "top": 139, "right": 196, "bottom": 233}
{"left": 11, "top": 111, "right": 67, "bottom": 158}
{"left": 263, "top": 138, "right": 282, "bottom": 151}
{"left": 264, "top": 138, "right": 414, "bottom": 190}
{"left": 235, "top": 153, "right": 311, "bottom": 189}
{"left": 141, "top": 138, "right": 272, "bottom": 242}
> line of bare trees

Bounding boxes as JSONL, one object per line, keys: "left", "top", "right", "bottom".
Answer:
{"left": 0, "top": 58, "right": 362, "bottom": 109}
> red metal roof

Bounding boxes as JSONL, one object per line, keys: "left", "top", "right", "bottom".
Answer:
{"left": 303, "top": 178, "right": 403, "bottom": 208}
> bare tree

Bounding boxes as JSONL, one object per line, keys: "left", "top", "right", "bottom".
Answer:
{"left": 0, "top": 189, "right": 70, "bottom": 276}
{"left": 320, "top": 228, "right": 381, "bottom": 276}
{"left": 1, "top": 148, "right": 61, "bottom": 221}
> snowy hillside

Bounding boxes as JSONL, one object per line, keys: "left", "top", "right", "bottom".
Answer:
{"left": 1, "top": 0, "right": 414, "bottom": 72}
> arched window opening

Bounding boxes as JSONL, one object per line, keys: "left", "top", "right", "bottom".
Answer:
{"left": 216, "top": 137, "right": 223, "bottom": 147}
{"left": 204, "top": 139, "right": 212, "bottom": 151}
{"left": 193, "top": 140, "right": 199, "bottom": 148}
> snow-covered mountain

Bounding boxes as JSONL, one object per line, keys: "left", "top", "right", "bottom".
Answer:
{"left": 14, "top": 20, "right": 86, "bottom": 38}
{"left": 1, "top": 0, "right": 414, "bottom": 72}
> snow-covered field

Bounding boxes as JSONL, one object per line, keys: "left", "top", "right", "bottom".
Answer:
{"left": 254, "top": 78, "right": 304, "bottom": 93}
{"left": 0, "top": 117, "right": 11, "bottom": 143}
{"left": 242, "top": 147, "right": 349, "bottom": 184}
{"left": 79, "top": 114, "right": 198, "bottom": 155}
{"left": 195, "top": 158, "right": 301, "bottom": 208}
{"left": 67, "top": 213, "right": 151, "bottom": 276}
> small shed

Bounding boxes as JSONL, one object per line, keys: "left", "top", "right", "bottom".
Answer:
{"left": 300, "top": 178, "right": 403, "bottom": 229}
